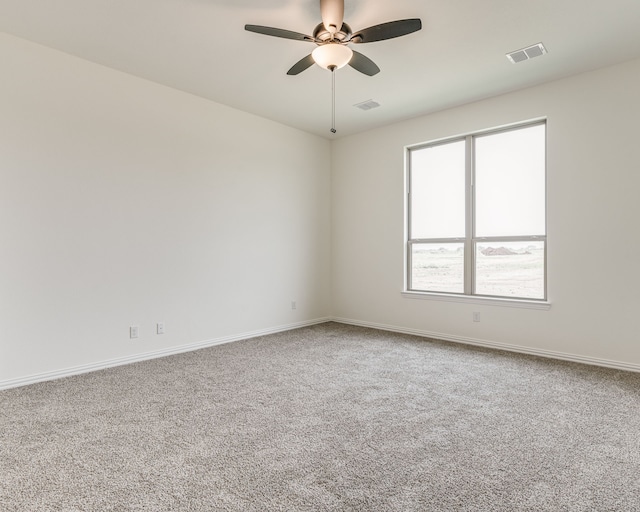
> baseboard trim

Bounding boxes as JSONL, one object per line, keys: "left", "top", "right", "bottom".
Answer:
{"left": 331, "top": 317, "right": 640, "bottom": 373}
{"left": 5, "top": 315, "right": 638, "bottom": 390}
{"left": 0, "top": 317, "right": 331, "bottom": 391}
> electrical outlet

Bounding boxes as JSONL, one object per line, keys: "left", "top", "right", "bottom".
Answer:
{"left": 130, "top": 326, "right": 139, "bottom": 338}
{"left": 291, "top": 300, "right": 297, "bottom": 310}
{"left": 157, "top": 322, "right": 165, "bottom": 335}
{"left": 473, "top": 312, "right": 481, "bottom": 323}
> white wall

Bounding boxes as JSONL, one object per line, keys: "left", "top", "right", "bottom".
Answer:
{"left": 3, "top": 31, "right": 639, "bottom": 388}
{"left": 0, "top": 33, "right": 331, "bottom": 386}
{"left": 331, "top": 57, "right": 640, "bottom": 368}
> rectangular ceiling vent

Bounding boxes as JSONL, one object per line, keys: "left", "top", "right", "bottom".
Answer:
{"left": 506, "top": 43, "right": 547, "bottom": 64}
{"left": 354, "top": 99, "right": 380, "bottom": 111}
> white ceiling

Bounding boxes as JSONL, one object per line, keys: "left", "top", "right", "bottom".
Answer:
{"left": 1, "top": 0, "right": 639, "bottom": 139}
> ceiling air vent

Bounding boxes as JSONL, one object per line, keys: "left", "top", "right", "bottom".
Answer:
{"left": 506, "top": 43, "right": 547, "bottom": 64}
{"left": 354, "top": 99, "right": 380, "bottom": 111}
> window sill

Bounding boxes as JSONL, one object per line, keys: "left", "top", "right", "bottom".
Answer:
{"left": 401, "top": 291, "right": 551, "bottom": 310}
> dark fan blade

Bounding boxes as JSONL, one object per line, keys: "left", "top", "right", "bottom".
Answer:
{"left": 351, "top": 19, "right": 422, "bottom": 43}
{"left": 287, "top": 54, "right": 316, "bottom": 75}
{"left": 348, "top": 50, "right": 380, "bottom": 76}
{"left": 245, "top": 25, "right": 315, "bottom": 42}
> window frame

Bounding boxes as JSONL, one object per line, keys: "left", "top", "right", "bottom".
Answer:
{"left": 405, "top": 120, "right": 547, "bottom": 303}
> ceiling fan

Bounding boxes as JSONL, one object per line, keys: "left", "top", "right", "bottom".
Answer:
{"left": 245, "top": 0, "right": 422, "bottom": 76}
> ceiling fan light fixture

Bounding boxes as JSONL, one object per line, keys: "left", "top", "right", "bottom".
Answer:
{"left": 312, "top": 43, "right": 353, "bottom": 70}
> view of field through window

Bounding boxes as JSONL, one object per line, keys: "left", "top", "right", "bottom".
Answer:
{"left": 411, "top": 242, "right": 545, "bottom": 299}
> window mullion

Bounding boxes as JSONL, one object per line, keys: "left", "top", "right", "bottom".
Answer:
{"left": 464, "top": 135, "right": 474, "bottom": 295}
{"left": 406, "top": 151, "right": 410, "bottom": 290}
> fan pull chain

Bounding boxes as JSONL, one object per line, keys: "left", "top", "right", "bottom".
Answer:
{"left": 330, "top": 68, "right": 337, "bottom": 134}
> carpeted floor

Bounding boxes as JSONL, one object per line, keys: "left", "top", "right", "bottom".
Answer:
{"left": 1, "top": 322, "right": 639, "bottom": 511}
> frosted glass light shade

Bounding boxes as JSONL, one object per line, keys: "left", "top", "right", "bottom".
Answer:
{"left": 312, "top": 44, "right": 353, "bottom": 70}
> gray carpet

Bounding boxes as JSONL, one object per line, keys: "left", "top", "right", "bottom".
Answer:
{"left": 1, "top": 322, "right": 639, "bottom": 511}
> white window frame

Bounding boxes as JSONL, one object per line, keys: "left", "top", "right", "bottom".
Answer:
{"left": 403, "top": 120, "right": 549, "bottom": 308}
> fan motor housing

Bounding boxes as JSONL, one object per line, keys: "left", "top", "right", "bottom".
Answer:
{"left": 313, "top": 22, "right": 352, "bottom": 43}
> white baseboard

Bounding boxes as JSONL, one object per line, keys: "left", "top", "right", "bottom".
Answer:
{"left": 331, "top": 317, "right": 640, "bottom": 373}
{"left": 4, "top": 315, "right": 638, "bottom": 391}
{"left": 0, "top": 317, "right": 331, "bottom": 391}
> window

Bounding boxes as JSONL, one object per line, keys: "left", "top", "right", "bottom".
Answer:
{"left": 406, "top": 121, "right": 546, "bottom": 301}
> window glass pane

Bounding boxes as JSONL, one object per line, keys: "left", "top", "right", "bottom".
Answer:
{"left": 475, "top": 241, "right": 545, "bottom": 299}
{"left": 475, "top": 124, "right": 545, "bottom": 237}
{"left": 411, "top": 243, "right": 464, "bottom": 293}
{"left": 410, "top": 140, "right": 465, "bottom": 239}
